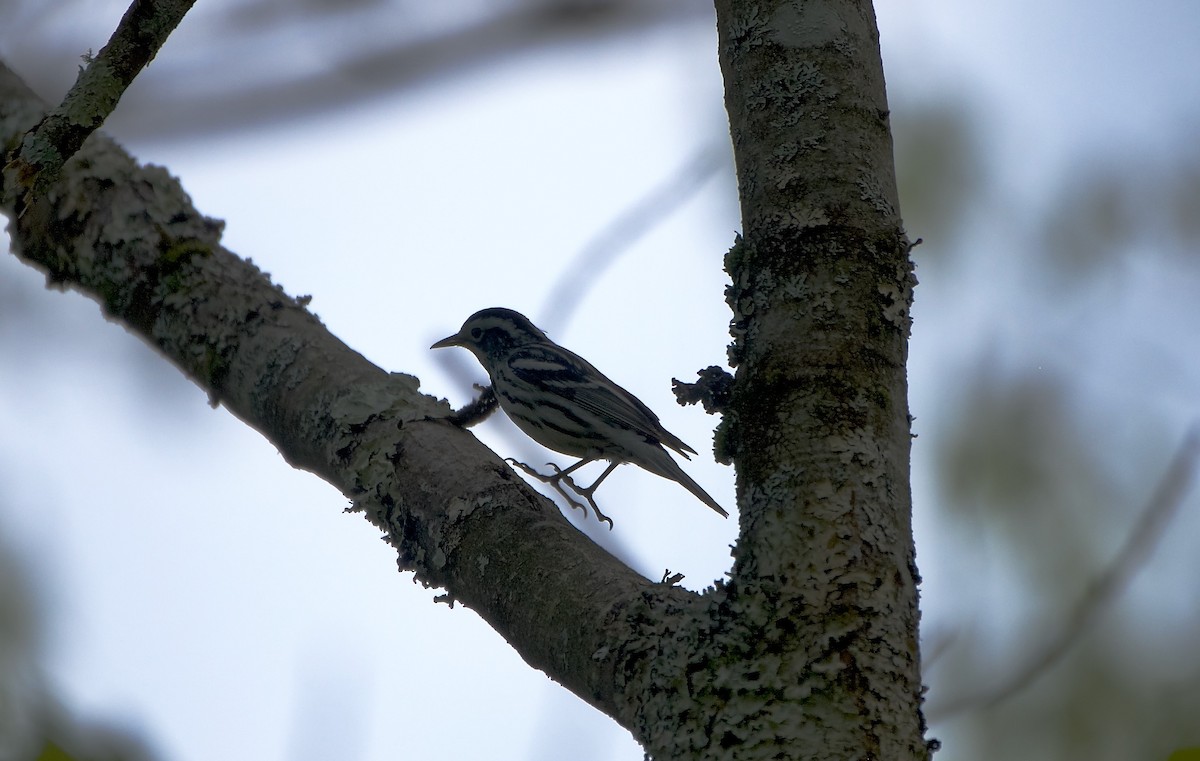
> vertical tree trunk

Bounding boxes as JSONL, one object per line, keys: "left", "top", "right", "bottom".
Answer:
{"left": 699, "top": 0, "right": 929, "bottom": 757}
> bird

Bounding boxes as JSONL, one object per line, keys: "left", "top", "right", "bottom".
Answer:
{"left": 431, "top": 307, "right": 728, "bottom": 526}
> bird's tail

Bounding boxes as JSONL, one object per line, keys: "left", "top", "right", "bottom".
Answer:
{"left": 636, "top": 446, "right": 729, "bottom": 517}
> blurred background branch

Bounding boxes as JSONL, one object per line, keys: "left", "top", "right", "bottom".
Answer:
{"left": 5, "top": 0, "right": 713, "bottom": 142}
{"left": 929, "top": 427, "right": 1200, "bottom": 719}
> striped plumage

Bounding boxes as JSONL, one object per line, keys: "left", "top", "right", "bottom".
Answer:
{"left": 432, "top": 307, "right": 727, "bottom": 524}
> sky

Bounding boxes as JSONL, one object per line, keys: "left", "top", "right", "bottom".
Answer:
{"left": 3, "top": 1, "right": 1200, "bottom": 760}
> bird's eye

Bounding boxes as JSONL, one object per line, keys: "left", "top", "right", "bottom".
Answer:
{"left": 470, "top": 327, "right": 482, "bottom": 340}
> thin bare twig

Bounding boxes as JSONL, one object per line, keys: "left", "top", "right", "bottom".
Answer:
{"left": 929, "top": 426, "right": 1200, "bottom": 720}
{"left": 5, "top": 0, "right": 196, "bottom": 201}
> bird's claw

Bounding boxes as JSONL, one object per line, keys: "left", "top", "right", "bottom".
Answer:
{"left": 563, "top": 477, "right": 614, "bottom": 530}
{"left": 505, "top": 457, "right": 546, "bottom": 480}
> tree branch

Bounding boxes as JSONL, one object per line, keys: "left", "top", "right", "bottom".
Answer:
{"left": 6, "top": 0, "right": 196, "bottom": 202}
{"left": 0, "top": 59, "right": 692, "bottom": 735}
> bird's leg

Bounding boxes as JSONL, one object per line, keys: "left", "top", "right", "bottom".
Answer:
{"left": 505, "top": 458, "right": 615, "bottom": 529}
{"left": 447, "top": 384, "right": 499, "bottom": 427}
{"left": 544, "top": 462, "right": 615, "bottom": 529}
{"left": 564, "top": 461, "right": 620, "bottom": 529}
{"left": 506, "top": 458, "right": 592, "bottom": 508}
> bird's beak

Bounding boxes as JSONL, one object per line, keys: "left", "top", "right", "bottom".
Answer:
{"left": 430, "top": 332, "right": 463, "bottom": 350}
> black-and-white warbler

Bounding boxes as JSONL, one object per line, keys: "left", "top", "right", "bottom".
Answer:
{"left": 432, "top": 307, "right": 728, "bottom": 526}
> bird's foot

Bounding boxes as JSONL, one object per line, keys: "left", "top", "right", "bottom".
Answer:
{"left": 505, "top": 459, "right": 615, "bottom": 529}
{"left": 447, "top": 384, "right": 498, "bottom": 427}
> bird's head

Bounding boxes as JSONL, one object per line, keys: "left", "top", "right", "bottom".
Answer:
{"left": 431, "top": 307, "right": 549, "bottom": 360}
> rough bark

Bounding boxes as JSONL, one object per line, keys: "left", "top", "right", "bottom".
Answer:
{"left": 707, "top": 0, "right": 928, "bottom": 758}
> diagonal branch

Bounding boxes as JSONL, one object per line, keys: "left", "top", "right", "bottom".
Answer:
{"left": 6, "top": 0, "right": 196, "bottom": 202}
{"left": 0, "top": 59, "right": 693, "bottom": 735}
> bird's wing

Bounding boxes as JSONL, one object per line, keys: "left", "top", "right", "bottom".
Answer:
{"left": 506, "top": 344, "right": 698, "bottom": 457}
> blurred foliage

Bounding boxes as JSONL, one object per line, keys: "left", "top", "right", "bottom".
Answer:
{"left": 932, "top": 626, "right": 1200, "bottom": 761}
{"left": 937, "top": 368, "right": 1112, "bottom": 522}
{"left": 0, "top": 522, "right": 43, "bottom": 759}
{"left": 0, "top": 522, "right": 159, "bottom": 761}
{"left": 893, "top": 101, "right": 983, "bottom": 255}
{"left": 1039, "top": 146, "right": 1200, "bottom": 284}
{"left": 911, "top": 110, "right": 1200, "bottom": 757}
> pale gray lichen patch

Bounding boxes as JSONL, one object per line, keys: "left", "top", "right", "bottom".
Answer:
{"left": 783, "top": 204, "right": 831, "bottom": 230}
{"left": 446, "top": 494, "right": 497, "bottom": 524}
{"left": 830, "top": 428, "right": 886, "bottom": 483}
{"left": 878, "top": 254, "right": 915, "bottom": 336}
{"left": 744, "top": 59, "right": 826, "bottom": 130}
{"left": 878, "top": 281, "right": 910, "bottom": 330}
{"left": 333, "top": 376, "right": 438, "bottom": 522}
{"left": 723, "top": 4, "right": 769, "bottom": 47}
{"left": 61, "top": 59, "right": 122, "bottom": 129}
{"left": 330, "top": 373, "right": 430, "bottom": 426}
{"left": 779, "top": 271, "right": 811, "bottom": 303}
{"left": 428, "top": 546, "right": 447, "bottom": 570}
{"left": 856, "top": 174, "right": 896, "bottom": 217}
